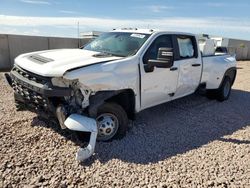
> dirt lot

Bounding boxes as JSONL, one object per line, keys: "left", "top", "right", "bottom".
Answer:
{"left": 0, "top": 61, "right": 250, "bottom": 187}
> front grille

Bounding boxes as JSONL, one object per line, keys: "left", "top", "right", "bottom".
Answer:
{"left": 12, "top": 79, "right": 50, "bottom": 111}
{"left": 11, "top": 65, "right": 52, "bottom": 111}
{"left": 10, "top": 65, "right": 72, "bottom": 113}
{"left": 12, "top": 66, "right": 50, "bottom": 85}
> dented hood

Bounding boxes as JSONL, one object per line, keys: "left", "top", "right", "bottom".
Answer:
{"left": 14, "top": 49, "right": 123, "bottom": 77}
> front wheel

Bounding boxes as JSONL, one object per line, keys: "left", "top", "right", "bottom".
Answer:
{"left": 96, "top": 102, "right": 128, "bottom": 141}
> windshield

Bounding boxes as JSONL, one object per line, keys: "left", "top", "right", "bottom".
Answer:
{"left": 84, "top": 32, "right": 151, "bottom": 57}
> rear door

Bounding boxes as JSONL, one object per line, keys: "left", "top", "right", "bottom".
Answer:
{"left": 140, "top": 34, "right": 179, "bottom": 109}
{"left": 172, "top": 35, "right": 202, "bottom": 99}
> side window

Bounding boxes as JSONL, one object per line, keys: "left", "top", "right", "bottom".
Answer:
{"left": 177, "top": 36, "right": 195, "bottom": 59}
{"left": 143, "top": 35, "right": 173, "bottom": 64}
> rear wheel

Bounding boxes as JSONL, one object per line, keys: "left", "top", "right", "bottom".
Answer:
{"left": 216, "top": 77, "right": 232, "bottom": 101}
{"left": 206, "top": 76, "right": 232, "bottom": 101}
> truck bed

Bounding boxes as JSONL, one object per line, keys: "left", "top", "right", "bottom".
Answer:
{"left": 201, "top": 54, "right": 236, "bottom": 89}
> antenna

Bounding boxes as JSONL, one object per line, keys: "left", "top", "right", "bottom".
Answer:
{"left": 77, "top": 21, "right": 80, "bottom": 48}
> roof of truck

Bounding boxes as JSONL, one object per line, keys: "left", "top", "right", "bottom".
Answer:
{"left": 112, "top": 28, "right": 155, "bottom": 34}
{"left": 111, "top": 28, "right": 195, "bottom": 36}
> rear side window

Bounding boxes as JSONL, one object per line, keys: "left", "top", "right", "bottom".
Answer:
{"left": 143, "top": 35, "right": 173, "bottom": 64}
{"left": 177, "top": 36, "right": 195, "bottom": 58}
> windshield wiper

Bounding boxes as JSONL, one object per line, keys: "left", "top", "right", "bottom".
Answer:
{"left": 92, "top": 51, "right": 113, "bottom": 57}
{"left": 93, "top": 51, "right": 125, "bottom": 58}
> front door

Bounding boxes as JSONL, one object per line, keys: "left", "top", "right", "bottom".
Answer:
{"left": 140, "top": 34, "right": 179, "bottom": 109}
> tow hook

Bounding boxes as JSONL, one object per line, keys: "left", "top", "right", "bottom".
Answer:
{"left": 64, "top": 114, "right": 97, "bottom": 161}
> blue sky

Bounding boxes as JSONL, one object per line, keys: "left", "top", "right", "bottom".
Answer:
{"left": 0, "top": 0, "right": 250, "bottom": 39}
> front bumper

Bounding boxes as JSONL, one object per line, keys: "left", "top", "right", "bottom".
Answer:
{"left": 64, "top": 114, "right": 97, "bottom": 161}
{"left": 6, "top": 65, "right": 72, "bottom": 114}
{"left": 6, "top": 65, "right": 98, "bottom": 161}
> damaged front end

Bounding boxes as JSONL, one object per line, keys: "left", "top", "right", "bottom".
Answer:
{"left": 6, "top": 65, "right": 97, "bottom": 161}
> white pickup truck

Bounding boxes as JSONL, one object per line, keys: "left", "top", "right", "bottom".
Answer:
{"left": 5, "top": 29, "right": 237, "bottom": 160}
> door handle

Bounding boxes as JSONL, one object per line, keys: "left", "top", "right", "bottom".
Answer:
{"left": 192, "top": 64, "right": 201, "bottom": 67}
{"left": 170, "top": 67, "right": 178, "bottom": 71}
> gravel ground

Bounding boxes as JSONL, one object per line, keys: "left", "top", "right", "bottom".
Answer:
{"left": 0, "top": 61, "right": 250, "bottom": 187}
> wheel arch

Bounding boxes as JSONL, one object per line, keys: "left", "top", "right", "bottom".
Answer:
{"left": 88, "top": 89, "right": 136, "bottom": 120}
{"left": 220, "top": 67, "right": 237, "bottom": 87}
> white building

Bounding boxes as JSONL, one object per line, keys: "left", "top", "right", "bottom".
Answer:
{"left": 80, "top": 31, "right": 103, "bottom": 39}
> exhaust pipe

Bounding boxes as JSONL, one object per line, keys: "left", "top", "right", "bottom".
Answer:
{"left": 64, "top": 114, "right": 97, "bottom": 161}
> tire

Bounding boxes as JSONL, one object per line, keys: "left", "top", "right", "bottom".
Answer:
{"left": 96, "top": 102, "right": 128, "bottom": 141}
{"left": 206, "top": 76, "right": 232, "bottom": 101}
{"left": 216, "top": 77, "right": 232, "bottom": 101}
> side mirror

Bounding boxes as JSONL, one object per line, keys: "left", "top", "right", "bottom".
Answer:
{"left": 148, "top": 48, "right": 174, "bottom": 68}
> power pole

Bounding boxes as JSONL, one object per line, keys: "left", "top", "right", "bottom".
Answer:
{"left": 77, "top": 21, "right": 80, "bottom": 48}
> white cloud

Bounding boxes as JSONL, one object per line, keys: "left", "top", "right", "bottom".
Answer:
{"left": 206, "top": 3, "right": 226, "bottom": 7}
{"left": 145, "top": 5, "right": 174, "bottom": 13}
{"left": 20, "top": 0, "right": 51, "bottom": 5}
{"left": 0, "top": 15, "right": 249, "bottom": 31}
{"left": 0, "top": 15, "right": 250, "bottom": 39}
{"left": 0, "top": 26, "right": 42, "bottom": 36}
{"left": 59, "top": 10, "right": 79, "bottom": 14}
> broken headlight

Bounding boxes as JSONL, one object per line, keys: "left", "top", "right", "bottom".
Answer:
{"left": 51, "top": 77, "right": 71, "bottom": 87}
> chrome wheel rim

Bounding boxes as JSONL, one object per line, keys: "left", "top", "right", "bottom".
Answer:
{"left": 96, "top": 113, "right": 119, "bottom": 141}
{"left": 223, "top": 80, "right": 231, "bottom": 97}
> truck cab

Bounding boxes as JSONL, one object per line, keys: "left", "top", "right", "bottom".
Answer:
{"left": 140, "top": 32, "right": 202, "bottom": 109}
